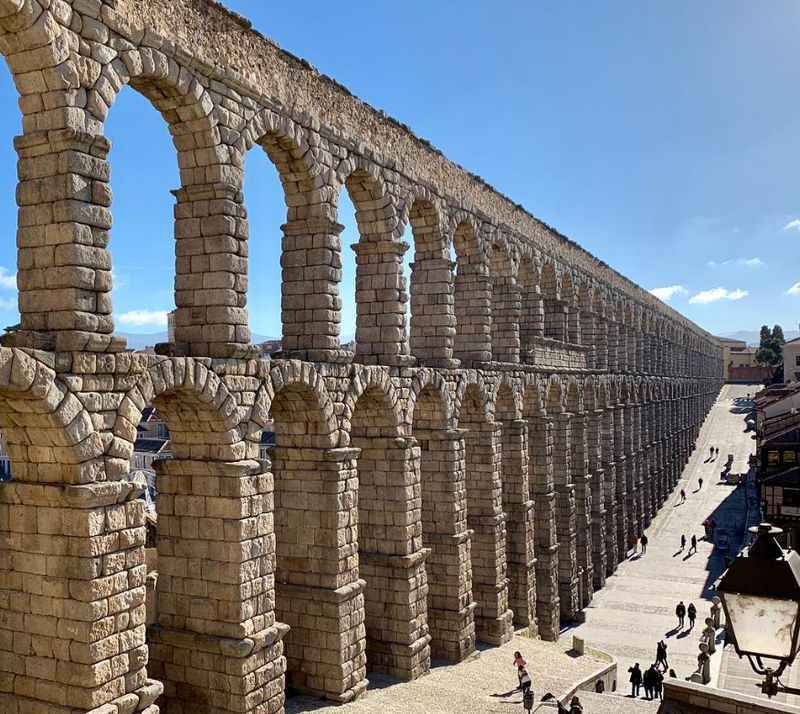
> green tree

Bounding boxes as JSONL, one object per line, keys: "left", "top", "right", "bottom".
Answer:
{"left": 772, "top": 324, "right": 785, "bottom": 345}
{"left": 760, "top": 324, "right": 771, "bottom": 346}
{"left": 756, "top": 323, "right": 785, "bottom": 366}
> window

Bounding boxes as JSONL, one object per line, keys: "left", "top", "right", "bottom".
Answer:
{"left": 784, "top": 488, "right": 800, "bottom": 508}
{"left": 796, "top": 355, "right": 800, "bottom": 367}
{"left": 784, "top": 450, "right": 797, "bottom": 464}
{"left": 768, "top": 450, "right": 780, "bottom": 465}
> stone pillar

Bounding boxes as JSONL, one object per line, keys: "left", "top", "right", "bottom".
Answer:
{"left": 613, "top": 405, "right": 628, "bottom": 563}
{"left": 491, "top": 279, "right": 521, "bottom": 364}
{"left": 453, "top": 263, "right": 492, "bottom": 365}
{"left": 357, "top": 436, "right": 431, "bottom": 681}
{"left": 149, "top": 459, "right": 287, "bottom": 713}
{"left": 409, "top": 256, "right": 456, "bottom": 366}
{"left": 173, "top": 182, "right": 250, "bottom": 358}
{"left": 464, "top": 422, "right": 514, "bottom": 645}
{"left": 519, "top": 286, "right": 544, "bottom": 361}
{"left": 353, "top": 240, "right": 411, "bottom": 366}
{"left": 273, "top": 446, "right": 367, "bottom": 702}
{"left": 595, "top": 316, "right": 609, "bottom": 371}
{"left": 601, "top": 407, "right": 619, "bottom": 574}
{"left": 415, "top": 428, "right": 476, "bottom": 662}
{"left": 552, "top": 413, "right": 579, "bottom": 621}
{"left": 501, "top": 419, "right": 537, "bottom": 632}
{"left": 15, "top": 129, "right": 120, "bottom": 353}
{"left": 280, "top": 216, "right": 343, "bottom": 361}
{"left": 636, "top": 330, "right": 645, "bottom": 373}
{"left": 580, "top": 310, "right": 596, "bottom": 369}
{"left": 543, "top": 298, "right": 567, "bottom": 342}
{"left": 607, "top": 320, "right": 620, "bottom": 372}
{"left": 587, "top": 409, "right": 607, "bottom": 589}
{"left": 566, "top": 303, "right": 581, "bottom": 345}
{"left": 528, "top": 415, "right": 560, "bottom": 640}
{"left": 623, "top": 404, "right": 639, "bottom": 549}
{"left": 0, "top": 479, "right": 162, "bottom": 714}
{"left": 570, "top": 413, "right": 594, "bottom": 609}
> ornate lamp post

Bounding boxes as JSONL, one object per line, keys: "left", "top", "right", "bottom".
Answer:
{"left": 717, "top": 523, "right": 800, "bottom": 697}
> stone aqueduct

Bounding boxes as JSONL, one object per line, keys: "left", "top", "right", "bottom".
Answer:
{"left": 0, "top": 1, "right": 723, "bottom": 712}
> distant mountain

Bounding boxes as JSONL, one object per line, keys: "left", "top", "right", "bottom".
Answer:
{"left": 118, "top": 332, "right": 277, "bottom": 350}
{"left": 721, "top": 329, "right": 800, "bottom": 347}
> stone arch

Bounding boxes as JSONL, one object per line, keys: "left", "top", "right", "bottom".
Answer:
{"left": 545, "top": 375, "right": 564, "bottom": 415}
{"left": 407, "top": 368, "right": 452, "bottom": 431}
{"left": 337, "top": 162, "right": 407, "bottom": 363}
{"left": 400, "top": 191, "right": 454, "bottom": 363}
{"left": 493, "top": 375, "right": 522, "bottom": 423}
{"left": 583, "top": 376, "right": 598, "bottom": 412}
{"left": 454, "top": 373, "right": 493, "bottom": 426}
{"left": 113, "top": 357, "right": 245, "bottom": 464}
{"left": 541, "top": 261, "right": 566, "bottom": 342}
{"left": 348, "top": 376, "right": 427, "bottom": 679}
{"left": 452, "top": 214, "right": 491, "bottom": 363}
{"left": 0, "top": 348, "right": 102, "bottom": 484}
{"left": 518, "top": 252, "right": 543, "bottom": 357}
{"left": 342, "top": 367, "right": 404, "bottom": 442}
{"left": 489, "top": 236, "right": 520, "bottom": 363}
{"left": 565, "top": 378, "right": 581, "bottom": 414}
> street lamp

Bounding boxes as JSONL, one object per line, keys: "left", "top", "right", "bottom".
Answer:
{"left": 717, "top": 523, "right": 800, "bottom": 698}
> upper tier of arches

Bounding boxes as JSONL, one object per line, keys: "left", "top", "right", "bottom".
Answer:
{"left": 0, "top": 0, "right": 721, "bottom": 379}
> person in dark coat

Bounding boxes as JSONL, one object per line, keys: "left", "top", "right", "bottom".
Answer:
{"left": 689, "top": 534, "right": 698, "bottom": 554}
{"left": 680, "top": 534, "right": 686, "bottom": 551}
{"left": 653, "top": 667, "right": 664, "bottom": 700}
{"left": 643, "top": 665, "right": 656, "bottom": 700}
{"left": 656, "top": 640, "right": 669, "bottom": 671}
{"left": 628, "top": 663, "right": 643, "bottom": 697}
{"left": 676, "top": 601, "right": 686, "bottom": 629}
{"left": 687, "top": 602, "right": 697, "bottom": 629}
{"left": 640, "top": 533, "right": 649, "bottom": 554}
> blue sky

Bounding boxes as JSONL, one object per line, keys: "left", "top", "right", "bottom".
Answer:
{"left": 1, "top": 1, "right": 799, "bottom": 338}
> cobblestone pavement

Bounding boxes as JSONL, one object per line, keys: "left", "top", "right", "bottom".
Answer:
{"left": 285, "top": 636, "right": 608, "bottom": 714}
{"left": 562, "top": 384, "right": 760, "bottom": 711}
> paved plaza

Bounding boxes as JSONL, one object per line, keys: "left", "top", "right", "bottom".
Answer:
{"left": 564, "top": 383, "right": 762, "bottom": 709}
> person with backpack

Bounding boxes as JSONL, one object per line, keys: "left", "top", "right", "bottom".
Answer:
{"left": 687, "top": 602, "right": 697, "bottom": 629}
{"left": 518, "top": 666, "right": 532, "bottom": 695}
{"left": 676, "top": 601, "right": 686, "bottom": 629}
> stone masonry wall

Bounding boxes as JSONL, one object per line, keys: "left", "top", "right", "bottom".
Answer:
{"left": 0, "top": 2, "right": 725, "bottom": 713}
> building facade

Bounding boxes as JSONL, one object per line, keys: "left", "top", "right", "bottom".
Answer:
{"left": 0, "top": 2, "right": 723, "bottom": 713}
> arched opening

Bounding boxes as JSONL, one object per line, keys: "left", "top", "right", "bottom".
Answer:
{"left": 0, "top": 59, "right": 18, "bottom": 335}
{"left": 453, "top": 222, "right": 490, "bottom": 364}
{"left": 350, "top": 385, "right": 428, "bottom": 680}
{"left": 342, "top": 170, "right": 407, "bottom": 364}
{"left": 489, "top": 243, "right": 519, "bottom": 363}
{"left": 409, "top": 381, "right": 474, "bottom": 661}
{"left": 518, "top": 256, "right": 543, "bottom": 361}
{"left": 545, "top": 379, "right": 579, "bottom": 622}
{"left": 268, "top": 380, "right": 365, "bottom": 702}
{"left": 541, "top": 263, "right": 565, "bottom": 342}
{"left": 406, "top": 199, "right": 453, "bottom": 364}
{"left": 105, "top": 87, "right": 179, "bottom": 346}
{"left": 458, "top": 382, "right": 512, "bottom": 645}
{"left": 522, "top": 382, "right": 559, "bottom": 641}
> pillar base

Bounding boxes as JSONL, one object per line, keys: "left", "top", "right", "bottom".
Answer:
{"left": 148, "top": 624, "right": 287, "bottom": 714}
{"left": 428, "top": 602, "right": 477, "bottom": 662}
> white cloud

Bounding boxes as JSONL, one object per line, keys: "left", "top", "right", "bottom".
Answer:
{"left": 788, "top": 282, "right": 800, "bottom": 296}
{"left": 118, "top": 309, "right": 169, "bottom": 328}
{"left": 0, "top": 268, "right": 16, "bottom": 290}
{"left": 707, "top": 257, "right": 764, "bottom": 269}
{"left": 689, "top": 287, "right": 749, "bottom": 305}
{"left": 783, "top": 219, "right": 800, "bottom": 232}
{"left": 649, "top": 285, "right": 687, "bottom": 302}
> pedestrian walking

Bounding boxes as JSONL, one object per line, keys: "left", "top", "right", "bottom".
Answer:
{"left": 698, "top": 477, "right": 703, "bottom": 490}
{"left": 640, "top": 533, "right": 648, "bottom": 554}
{"left": 628, "top": 663, "right": 642, "bottom": 697}
{"left": 643, "top": 665, "right": 656, "bottom": 700}
{"left": 709, "top": 446, "right": 714, "bottom": 459}
{"left": 676, "top": 601, "right": 686, "bottom": 629}
{"left": 679, "top": 489, "right": 686, "bottom": 504}
{"left": 689, "top": 534, "right": 697, "bottom": 555}
{"left": 687, "top": 602, "right": 697, "bottom": 629}
{"left": 653, "top": 668, "right": 664, "bottom": 700}
{"left": 680, "top": 534, "right": 686, "bottom": 551}
{"left": 518, "top": 666, "right": 532, "bottom": 695}
{"left": 656, "top": 640, "right": 669, "bottom": 672}
{"left": 569, "top": 695, "right": 584, "bottom": 714}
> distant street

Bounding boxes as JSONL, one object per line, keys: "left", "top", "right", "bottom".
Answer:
{"left": 563, "top": 384, "right": 759, "bottom": 709}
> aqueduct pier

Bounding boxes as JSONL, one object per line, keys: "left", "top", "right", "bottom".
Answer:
{"left": 0, "top": 1, "right": 723, "bottom": 712}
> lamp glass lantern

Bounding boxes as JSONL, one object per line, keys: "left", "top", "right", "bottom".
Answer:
{"left": 717, "top": 524, "right": 800, "bottom": 668}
